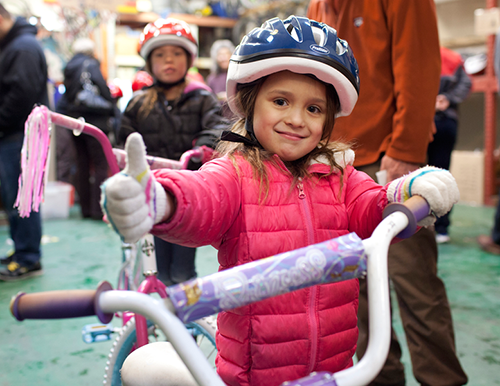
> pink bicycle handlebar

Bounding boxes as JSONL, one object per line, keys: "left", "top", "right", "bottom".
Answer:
{"left": 50, "top": 112, "right": 121, "bottom": 175}
{"left": 50, "top": 110, "right": 209, "bottom": 173}
{"left": 112, "top": 147, "right": 205, "bottom": 171}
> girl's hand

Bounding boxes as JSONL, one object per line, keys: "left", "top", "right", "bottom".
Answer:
{"left": 386, "top": 166, "right": 460, "bottom": 226}
{"left": 100, "top": 133, "right": 171, "bottom": 243}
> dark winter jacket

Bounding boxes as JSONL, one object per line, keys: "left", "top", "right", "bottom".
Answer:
{"left": 0, "top": 17, "right": 48, "bottom": 139}
{"left": 56, "top": 53, "right": 114, "bottom": 133}
{"left": 437, "top": 47, "right": 471, "bottom": 122}
{"left": 118, "top": 81, "right": 229, "bottom": 165}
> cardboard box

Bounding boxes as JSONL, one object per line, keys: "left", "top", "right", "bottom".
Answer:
{"left": 449, "top": 150, "right": 484, "bottom": 205}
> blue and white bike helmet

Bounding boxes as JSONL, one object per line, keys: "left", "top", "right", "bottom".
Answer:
{"left": 226, "top": 15, "right": 360, "bottom": 118}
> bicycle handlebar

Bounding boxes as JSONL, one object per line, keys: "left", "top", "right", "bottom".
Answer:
{"left": 382, "top": 195, "right": 430, "bottom": 238}
{"left": 50, "top": 109, "right": 209, "bottom": 173}
{"left": 9, "top": 196, "right": 429, "bottom": 325}
{"left": 50, "top": 111, "right": 120, "bottom": 175}
{"left": 10, "top": 281, "right": 113, "bottom": 324}
{"left": 113, "top": 147, "right": 205, "bottom": 171}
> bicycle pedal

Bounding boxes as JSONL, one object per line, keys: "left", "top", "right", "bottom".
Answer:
{"left": 81, "top": 323, "right": 116, "bottom": 344}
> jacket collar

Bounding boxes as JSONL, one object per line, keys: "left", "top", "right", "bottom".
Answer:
{"left": 0, "top": 17, "right": 36, "bottom": 50}
{"left": 271, "top": 148, "right": 355, "bottom": 175}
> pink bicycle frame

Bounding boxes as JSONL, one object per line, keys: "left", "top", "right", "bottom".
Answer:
{"left": 26, "top": 105, "right": 208, "bottom": 348}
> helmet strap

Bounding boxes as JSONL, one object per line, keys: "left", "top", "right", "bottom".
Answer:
{"left": 220, "top": 119, "right": 262, "bottom": 148}
{"left": 155, "top": 77, "right": 186, "bottom": 90}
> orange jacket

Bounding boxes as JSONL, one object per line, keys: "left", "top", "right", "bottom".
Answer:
{"left": 307, "top": 0, "right": 441, "bottom": 166}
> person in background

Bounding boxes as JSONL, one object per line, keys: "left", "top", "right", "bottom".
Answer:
{"left": 428, "top": 46, "right": 471, "bottom": 244}
{"left": 477, "top": 28, "right": 500, "bottom": 255}
{"left": 0, "top": 3, "right": 47, "bottom": 280}
{"left": 206, "top": 39, "right": 235, "bottom": 119}
{"left": 101, "top": 16, "right": 460, "bottom": 386}
{"left": 118, "top": 18, "right": 228, "bottom": 286}
{"left": 56, "top": 37, "right": 115, "bottom": 220}
{"left": 307, "top": 1, "right": 468, "bottom": 385}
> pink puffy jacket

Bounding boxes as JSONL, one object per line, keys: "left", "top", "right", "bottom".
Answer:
{"left": 152, "top": 153, "right": 388, "bottom": 386}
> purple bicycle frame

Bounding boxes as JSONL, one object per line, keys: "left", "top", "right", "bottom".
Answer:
{"left": 167, "top": 232, "right": 366, "bottom": 324}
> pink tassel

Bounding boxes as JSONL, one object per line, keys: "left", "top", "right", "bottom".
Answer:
{"left": 15, "top": 105, "right": 51, "bottom": 217}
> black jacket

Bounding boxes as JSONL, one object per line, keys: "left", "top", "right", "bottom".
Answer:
{"left": 56, "top": 53, "right": 114, "bottom": 132}
{"left": 437, "top": 64, "right": 471, "bottom": 122}
{"left": 0, "top": 17, "right": 48, "bottom": 139}
{"left": 119, "top": 83, "right": 229, "bottom": 166}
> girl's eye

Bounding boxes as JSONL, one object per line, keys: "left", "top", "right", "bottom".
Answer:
{"left": 274, "top": 98, "right": 287, "bottom": 106}
{"left": 308, "top": 105, "right": 321, "bottom": 114}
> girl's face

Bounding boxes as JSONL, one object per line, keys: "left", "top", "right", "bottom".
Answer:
{"left": 150, "top": 45, "right": 189, "bottom": 84}
{"left": 253, "top": 71, "right": 327, "bottom": 162}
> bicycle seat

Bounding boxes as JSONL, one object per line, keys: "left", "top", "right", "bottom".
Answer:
{"left": 121, "top": 341, "right": 198, "bottom": 386}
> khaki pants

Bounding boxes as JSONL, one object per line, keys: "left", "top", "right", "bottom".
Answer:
{"left": 356, "top": 163, "right": 467, "bottom": 386}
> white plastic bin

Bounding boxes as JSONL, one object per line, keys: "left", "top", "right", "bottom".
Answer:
{"left": 41, "top": 181, "right": 74, "bottom": 220}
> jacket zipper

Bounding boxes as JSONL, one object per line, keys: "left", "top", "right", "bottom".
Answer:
{"left": 297, "top": 179, "right": 319, "bottom": 374}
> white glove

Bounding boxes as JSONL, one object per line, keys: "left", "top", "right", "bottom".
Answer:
{"left": 386, "top": 166, "right": 460, "bottom": 226}
{"left": 100, "top": 133, "right": 170, "bottom": 243}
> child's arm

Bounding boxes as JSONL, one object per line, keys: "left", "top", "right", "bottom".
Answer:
{"left": 100, "top": 133, "right": 173, "bottom": 243}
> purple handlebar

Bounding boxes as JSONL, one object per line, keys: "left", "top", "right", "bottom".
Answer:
{"left": 10, "top": 281, "right": 113, "bottom": 323}
{"left": 382, "top": 196, "right": 431, "bottom": 238}
{"left": 167, "top": 233, "right": 366, "bottom": 323}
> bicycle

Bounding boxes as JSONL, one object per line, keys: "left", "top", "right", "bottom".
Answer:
{"left": 10, "top": 164, "right": 431, "bottom": 386}
{"left": 15, "top": 105, "right": 218, "bottom": 386}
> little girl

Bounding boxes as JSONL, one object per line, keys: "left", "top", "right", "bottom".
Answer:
{"left": 102, "top": 16, "right": 459, "bottom": 386}
{"left": 118, "top": 18, "right": 228, "bottom": 286}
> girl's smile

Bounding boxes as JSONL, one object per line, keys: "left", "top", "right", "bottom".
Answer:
{"left": 253, "top": 71, "right": 327, "bottom": 162}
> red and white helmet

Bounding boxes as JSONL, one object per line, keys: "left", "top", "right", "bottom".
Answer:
{"left": 137, "top": 18, "right": 198, "bottom": 60}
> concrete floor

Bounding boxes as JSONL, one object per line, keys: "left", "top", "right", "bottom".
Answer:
{"left": 0, "top": 203, "right": 499, "bottom": 385}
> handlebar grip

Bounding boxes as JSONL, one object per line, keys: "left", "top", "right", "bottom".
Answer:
{"left": 382, "top": 195, "right": 431, "bottom": 239}
{"left": 10, "top": 281, "right": 113, "bottom": 323}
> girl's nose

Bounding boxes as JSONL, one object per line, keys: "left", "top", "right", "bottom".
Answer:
{"left": 285, "top": 107, "right": 305, "bottom": 128}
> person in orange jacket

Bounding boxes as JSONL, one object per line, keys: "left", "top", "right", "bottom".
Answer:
{"left": 307, "top": 1, "right": 468, "bottom": 385}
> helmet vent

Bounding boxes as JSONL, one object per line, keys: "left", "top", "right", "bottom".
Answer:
{"left": 336, "top": 40, "right": 347, "bottom": 55}
{"left": 311, "top": 26, "right": 326, "bottom": 46}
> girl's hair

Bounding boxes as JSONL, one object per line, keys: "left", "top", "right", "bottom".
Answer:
{"left": 216, "top": 74, "right": 352, "bottom": 200}
{"left": 134, "top": 47, "right": 192, "bottom": 119}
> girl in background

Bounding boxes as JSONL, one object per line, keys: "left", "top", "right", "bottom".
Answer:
{"left": 118, "top": 18, "right": 228, "bottom": 285}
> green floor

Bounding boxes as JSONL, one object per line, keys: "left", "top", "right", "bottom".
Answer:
{"left": 0, "top": 203, "right": 499, "bottom": 385}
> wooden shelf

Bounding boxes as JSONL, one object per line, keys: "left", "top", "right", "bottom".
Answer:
{"left": 116, "top": 12, "right": 159, "bottom": 28}
{"left": 168, "top": 13, "right": 237, "bottom": 28}
{"left": 116, "top": 12, "right": 237, "bottom": 29}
